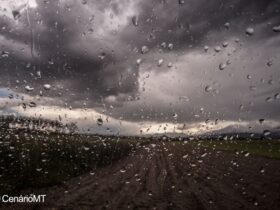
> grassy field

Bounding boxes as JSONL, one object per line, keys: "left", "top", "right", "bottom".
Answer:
{"left": 189, "top": 139, "right": 280, "bottom": 159}
{"left": 1, "top": 128, "right": 280, "bottom": 195}
{"left": 0, "top": 129, "right": 144, "bottom": 195}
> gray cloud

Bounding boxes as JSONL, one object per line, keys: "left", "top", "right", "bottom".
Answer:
{"left": 0, "top": 0, "right": 280, "bottom": 134}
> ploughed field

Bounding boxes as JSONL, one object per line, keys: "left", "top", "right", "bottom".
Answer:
{"left": 0, "top": 130, "right": 280, "bottom": 210}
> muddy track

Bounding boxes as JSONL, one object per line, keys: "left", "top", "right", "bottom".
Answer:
{"left": 2, "top": 142, "right": 280, "bottom": 210}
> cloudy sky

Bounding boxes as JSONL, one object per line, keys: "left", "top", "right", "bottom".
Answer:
{"left": 0, "top": 0, "right": 280, "bottom": 135}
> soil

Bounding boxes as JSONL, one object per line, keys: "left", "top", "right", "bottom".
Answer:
{"left": 1, "top": 142, "right": 280, "bottom": 210}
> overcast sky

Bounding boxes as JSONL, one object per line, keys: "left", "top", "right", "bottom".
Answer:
{"left": 0, "top": 0, "right": 280, "bottom": 135}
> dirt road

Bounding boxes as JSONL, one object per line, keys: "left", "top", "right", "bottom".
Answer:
{"left": 2, "top": 142, "right": 280, "bottom": 210}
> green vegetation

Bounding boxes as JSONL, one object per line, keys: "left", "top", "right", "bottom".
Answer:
{"left": 0, "top": 129, "right": 142, "bottom": 194}
{"left": 191, "top": 139, "right": 280, "bottom": 159}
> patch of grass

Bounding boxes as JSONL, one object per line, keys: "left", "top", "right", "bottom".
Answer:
{"left": 190, "top": 139, "right": 280, "bottom": 159}
{"left": 0, "top": 129, "right": 141, "bottom": 195}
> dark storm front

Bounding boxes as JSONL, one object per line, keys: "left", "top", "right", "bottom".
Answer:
{"left": 0, "top": 0, "right": 280, "bottom": 210}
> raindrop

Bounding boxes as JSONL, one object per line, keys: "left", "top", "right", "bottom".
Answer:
{"left": 36, "top": 71, "right": 41, "bottom": 78}
{"left": 132, "top": 16, "right": 139, "bottom": 26}
{"left": 43, "top": 84, "right": 51, "bottom": 90}
{"left": 48, "top": 59, "right": 54, "bottom": 65}
{"left": 12, "top": 10, "right": 21, "bottom": 20}
{"left": 219, "top": 63, "right": 226, "bottom": 70}
{"left": 249, "top": 86, "right": 256, "bottom": 91}
{"left": 136, "top": 59, "right": 142, "bottom": 66}
{"left": 182, "top": 154, "right": 188, "bottom": 159}
{"left": 161, "top": 42, "right": 167, "bottom": 48}
{"left": 263, "top": 130, "right": 271, "bottom": 136}
{"left": 25, "top": 86, "right": 34, "bottom": 91}
{"left": 265, "top": 97, "right": 272, "bottom": 102}
{"left": 272, "top": 25, "right": 280, "bottom": 32}
{"left": 97, "top": 118, "right": 103, "bottom": 126}
{"left": 204, "top": 45, "right": 209, "bottom": 52}
{"left": 224, "top": 22, "right": 230, "bottom": 29}
{"left": 158, "top": 59, "right": 163, "bottom": 67}
{"left": 214, "top": 46, "right": 221, "bottom": 52}
{"left": 1, "top": 51, "right": 9, "bottom": 58}
{"left": 201, "top": 153, "right": 207, "bottom": 158}
{"left": 245, "top": 27, "right": 254, "bottom": 36}
{"left": 244, "top": 152, "right": 250, "bottom": 157}
{"left": 81, "top": 0, "right": 87, "bottom": 5}
{"left": 266, "top": 60, "right": 273, "bottom": 67}
{"left": 167, "top": 62, "right": 173, "bottom": 68}
{"left": 205, "top": 85, "right": 213, "bottom": 92}
{"left": 259, "top": 119, "right": 264, "bottom": 124}
{"left": 98, "top": 52, "right": 106, "bottom": 60}
{"left": 141, "top": 46, "right": 149, "bottom": 54}
{"left": 247, "top": 75, "right": 252, "bottom": 79}
{"left": 222, "top": 42, "right": 228, "bottom": 48}
{"left": 178, "top": 0, "right": 185, "bottom": 5}
{"left": 274, "top": 93, "right": 280, "bottom": 100}
{"left": 29, "top": 102, "right": 37, "bottom": 107}
{"left": 168, "top": 43, "right": 174, "bottom": 50}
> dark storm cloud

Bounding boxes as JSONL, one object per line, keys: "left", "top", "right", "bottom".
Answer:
{"left": 121, "top": 0, "right": 280, "bottom": 52}
{"left": 1, "top": 0, "right": 140, "bottom": 108}
{"left": 0, "top": 0, "right": 280, "bottom": 131}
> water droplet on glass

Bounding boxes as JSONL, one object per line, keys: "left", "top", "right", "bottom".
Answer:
{"left": 272, "top": 25, "right": 280, "bottom": 32}
{"left": 43, "top": 84, "right": 51, "bottom": 90}
{"left": 219, "top": 63, "right": 226, "bottom": 70}
{"left": 1, "top": 51, "right": 9, "bottom": 58}
{"left": 161, "top": 42, "right": 167, "bottom": 48}
{"left": 267, "top": 60, "right": 273, "bottom": 67}
{"left": 263, "top": 130, "right": 271, "bottom": 136}
{"left": 224, "top": 22, "right": 230, "bottom": 29}
{"left": 132, "top": 16, "right": 139, "bottom": 26}
{"left": 204, "top": 45, "right": 209, "bottom": 52}
{"left": 178, "top": 0, "right": 185, "bottom": 5}
{"left": 48, "top": 59, "right": 54, "bottom": 65}
{"left": 168, "top": 43, "right": 174, "bottom": 50}
{"left": 168, "top": 62, "right": 173, "bottom": 68}
{"left": 214, "top": 46, "right": 221, "bottom": 52}
{"left": 25, "top": 86, "right": 34, "bottom": 91}
{"left": 12, "top": 10, "right": 21, "bottom": 20}
{"left": 259, "top": 119, "right": 264, "bottom": 124}
{"left": 98, "top": 52, "right": 106, "bottom": 60}
{"left": 265, "top": 97, "right": 272, "bottom": 102}
{"left": 29, "top": 102, "right": 37, "bottom": 107}
{"left": 222, "top": 42, "right": 228, "bottom": 48}
{"left": 201, "top": 153, "right": 207, "bottom": 158}
{"left": 120, "top": 169, "right": 126, "bottom": 173}
{"left": 141, "top": 46, "right": 149, "bottom": 54}
{"left": 205, "top": 85, "right": 213, "bottom": 92}
{"left": 158, "top": 59, "right": 163, "bottom": 67}
{"left": 36, "top": 71, "right": 41, "bottom": 78}
{"left": 136, "top": 59, "right": 142, "bottom": 66}
{"left": 245, "top": 27, "right": 254, "bottom": 36}
{"left": 97, "top": 118, "right": 103, "bottom": 126}
{"left": 244, "top": 152, "right": 250, "bottom": 157}
{"left": 274, "top": 93, "right": 280, "bottom": 100}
